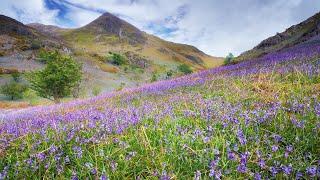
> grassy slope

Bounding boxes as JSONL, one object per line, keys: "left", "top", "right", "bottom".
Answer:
{"left": 0, "top": 47, "right": 319, "bottom": 179}
{"left": 54, "top": 29, "right": 222, "bottom": 98}
{"left": 62, "top": 29, "right": 223, "bottom": 70}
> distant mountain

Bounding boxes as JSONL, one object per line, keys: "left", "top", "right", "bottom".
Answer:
{"left": 238, "top": 12, "right": 320, "bottom": 61}
{"left": 0, "top": 15, "right": 36, "bottom": 37}
{"left": 55, "top": 12, "right": 222, "bottom": 69}
{"left": 28, "top": 23, "right": 67, "bottom": 37}
{"left": 0, "top": 15, "right": 66, "bottom": 56}
{"left": 0, "top": 15, "right": 39, "bottom": 54}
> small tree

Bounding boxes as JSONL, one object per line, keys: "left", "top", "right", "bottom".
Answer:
{"left": 178, "top": 64, "right": 193, "bottom": 75}
{"left": 27, "top": 51, "right": 82, "bottom": 103}
{"left": 224, "top": 53, "right": 234, "bottom": 65}
{"left": 1, "top": 82, "right": 28, "bottom": 100}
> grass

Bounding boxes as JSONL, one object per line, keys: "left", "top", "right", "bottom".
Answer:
{"left": 0, "top": 61, "right": 319, "bottom": 179}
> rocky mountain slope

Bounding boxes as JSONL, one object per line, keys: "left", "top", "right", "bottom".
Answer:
{"left": 237, "top": 12, "right": 320, "bottom": 61}
{"left": 0, "top": 15, "right": 66, "bottom": 57}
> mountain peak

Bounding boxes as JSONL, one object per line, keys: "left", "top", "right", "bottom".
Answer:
{"left": 100, "top": 12, "right": 118, "bottom": 18}
{"left": 81, "top": 12, "right": 146, "bottom": 45}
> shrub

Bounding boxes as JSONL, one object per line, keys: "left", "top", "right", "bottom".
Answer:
{"left": 11, "top": 72, "right": 21, "bottom": 82}
{"left": 1, "top": 82, "right": 28, "bottom": 100}
{"left": 166, "top": 70, "right": 174, "bottom": 79}
{"left": 30, "top": 41, "right": 41, "bottom": 50}
{"left": 178, "top": 64, "right": 193, "bottom": 74}
{"left": 27, "top": 51, "right": 82, "bottom": 103}
{"left": 224, "top": 53, "right": 235, "bottom": 65}
{"left": 151, "top": 72, "right": 158, "bottom": 82}
{"left": 108, "top": 52, "right": 127, "bottom": 66}
{"left": 38, "top": 50, "right": 59, "bottom": 63}
{"left": 22, "top": 89, "right": 38, "bottom": 105}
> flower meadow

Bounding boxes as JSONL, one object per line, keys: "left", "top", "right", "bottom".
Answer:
{"left": 0, "top": 43, "right": 320, "bottom": 179}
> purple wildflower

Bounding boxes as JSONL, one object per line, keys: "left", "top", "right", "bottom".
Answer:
{"left": 100, "top": 173, "right": 109, "bottom": 180}
{"left": 36, "top": 152, "right": 46, "bottom": 162}
{"left": 240, "top": 152, "right": 250, "bottom": 164}
{"left": 71, "top": 176, "right": 79, "bottom": 180}
{"left": 273, "top": 134, "right": 282, "bottom": 143}
{"left": 254, "top": 172, "right": 262, "bottom": 180}
{"left": 160, "top": 171, "right": 170, "bottom": 180}
{"left": 237, "top": 164, "right": 247, "bottom": 173}
{"left": 271, "top": 145, "right": 279, "bottom": 152}
{"left": 0, "top": 166, "right": 8, "bottom": 179}
{"left": 65, "top": 156, "right": 70, "bottom": 164}
{"left": 194, "top": 170, "right": 201, "bottom": 180}
{"left": 203, "top": 136, "right": 210, "bottom": 143}
{"left": 315, "top": 103, "right": 320, "bottom": 117}
{"left": 270, "top": 166, "right": 278, "bottom": 176}
{"left": 295, "top": 171, "right": 303, "bottom": 179}
{"left": 227, "top": 150, "right": 236, "bottom": 161}
{"left": 110, "top": 161, "right": 118, "bottom": 172}
{"left": 306, "top": 166, "right": 317, "bottom": 177}
{"left": 237, "top": 129, "right": 247, "bottom": 145}
{"left": 258, "top": 159, "right": 266, "bottom": 168}
{"left": 286, "top": 145, "right": 293, "bottom": 152}
{"left": 91, "top": 168, "right": 97, "bottom": 175}
{"left": 209, "top": 169, "right": 215, "bottom": 177}
{"left": 72, "top": 146, "right": 83, "bottom": 158}
{"left": 282, "top": 164, "right": 292, "bottom": 175}
{"left": 49, "top": 144, "right": 58, "bottom": 154}
{"left": 215, "top": 169, "right": 222, "bottom": 180}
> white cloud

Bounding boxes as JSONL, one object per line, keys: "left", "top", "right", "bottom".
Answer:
{"left": 0, "top": 0, "right": 58, "bottom": 25}
{"left": 58, "top": 0, "right": 320, "bottom": 56}
{"left": 0, "top": 0, "right": 319, "bottom": 56}
{"left": 63, "top": 6, "right": 101, "bottom": 27}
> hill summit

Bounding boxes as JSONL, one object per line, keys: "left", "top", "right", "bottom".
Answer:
{"left": 80, "top": 12, "right": 146, "bottom": 45}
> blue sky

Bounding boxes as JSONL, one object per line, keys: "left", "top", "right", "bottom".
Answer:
{"left": 1, "top": 0, "right": 319, "bottom": 56}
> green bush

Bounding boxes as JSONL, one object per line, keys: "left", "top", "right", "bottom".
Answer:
{"left": 11, "top": 72, "right": 21, "bottom": 82}
{"left": 166, "top": 70, "right": 174, "bottom": 79}
{"left": 224, "top": 53, "right": 235, "bottom": 65}
{"left": 23, "top": 89, "right": 38, "bottom": 105}
{"left": 1, "top": 82, "right": 28, "bottom": 100}
{"left": 178, "top": 64, "right": 193, "bottom": 74}
{"left": 27, "top": 51, "right": 82, "bottom": 103}
{"left": 107, "top": 52, "right": 127, "bottom": 66}
{"left": 38, "top": 50, "right": 59, "bottom": 63}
